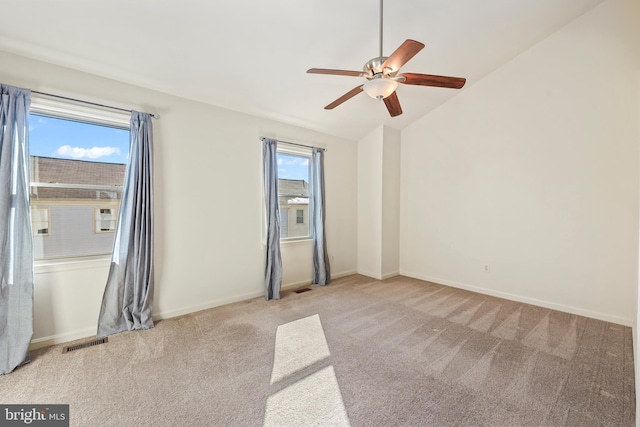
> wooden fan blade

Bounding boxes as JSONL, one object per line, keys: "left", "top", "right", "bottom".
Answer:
{"left": 399, "top": 73, "right": 466, "bottom": 89}
{"left": 307, "top": 68, "right": 364, "bottom": 77}
{"left": 383, "top": 91, "right": 402, "bottom": 117}
{"left": 325, "top": 85, "right": 364, "bottom": 110}
{"left": 381, "top": 39, "right": 425, "bottom": 72}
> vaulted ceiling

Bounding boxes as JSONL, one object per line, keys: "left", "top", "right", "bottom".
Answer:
{"left": 0, "top": 0, "right": 604, "bottom": 140}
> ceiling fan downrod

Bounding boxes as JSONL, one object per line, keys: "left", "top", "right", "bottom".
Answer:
{"left": 379, "top": 0, "right": 384, "bottom": 57}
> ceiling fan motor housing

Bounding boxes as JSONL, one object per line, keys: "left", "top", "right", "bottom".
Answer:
{"left": 363, "top": 56, "right": 397, "bottom": 78}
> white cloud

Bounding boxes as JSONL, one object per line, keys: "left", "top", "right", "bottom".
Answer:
{"left": 29, "top": 118, "right": 46, "bottom": 132}
{"left": 282, "top": 157, "right": 308, "bottom": 166}
{"left": 277, "top": 158, "right": 284, "bottom": 165}
{"left": 56, "top": 145, "right": 121, "bottom": 159}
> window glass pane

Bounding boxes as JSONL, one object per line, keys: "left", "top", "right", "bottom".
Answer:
{"left": 29, "top": 114, "right": 129, "bottom": 260}
{"left": 95, "top": 208, "right": 118, "bottom": 233}
{"left": 276, "top": 152, "right": 311, "bottom": 239}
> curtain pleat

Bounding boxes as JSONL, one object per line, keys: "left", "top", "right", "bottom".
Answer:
{"left": 97, "top": 112, "right": 154, "bottom": 337}
{"left": 263, "top": 139, "right": 282, "bottom": 300}
{"left": 0, "top": 84, "right": 33, "bottom": 374}
{"left": 311, "top": 148, "right": 330, "bottom": 285}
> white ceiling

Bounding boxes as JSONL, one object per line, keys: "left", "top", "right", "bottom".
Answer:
{"left": 0, "top": 0, "right": 603, "bottom": 141}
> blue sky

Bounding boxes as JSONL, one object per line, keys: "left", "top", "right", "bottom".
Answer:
{"left": 277, "top": 153, "right": 309, "bottom": 182}
{"left": 29, "top": 114, "right": 129, "bottom": 164}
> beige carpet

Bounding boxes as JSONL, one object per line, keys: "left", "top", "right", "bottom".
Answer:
{"left": 0, "top": 275, "right": 635, "bottom": 426}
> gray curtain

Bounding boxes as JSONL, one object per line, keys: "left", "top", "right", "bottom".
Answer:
{"left": 263, "top": 138, "right": 282, "bottom": 300}
{"left": 0, "top": 84, "right": 33, "bottom": 374}
{"left": 311, "top": 148, "right": 330, "bottom": 285}
{"left": 97, "top": 111, "right": 154, "bottom": 338}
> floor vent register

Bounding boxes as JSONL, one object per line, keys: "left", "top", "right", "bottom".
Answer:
{"left": 62, "top": 337, "right": 108, "bottom": 354}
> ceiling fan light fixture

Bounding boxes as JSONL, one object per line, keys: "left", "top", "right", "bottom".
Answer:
{"left": 363, "top": 77, "right": 398, "bottom": 100}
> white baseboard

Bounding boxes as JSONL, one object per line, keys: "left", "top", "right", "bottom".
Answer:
{"left": 29, "top": 290, "right": 268, "bottom": 351}
{"left": 29, "top": 327, "right": 97, "bottom": 350}
{"left": 401, "top": 270, "right": 633, "bottom": 327}
{"left": 29, "top": 270, "right": 359, "bottom": 350}
{"left": 357, "top": 270, "right": 400, "bottom": 280}
{"left": 152, "top": 289, "right": 266, "bottom": 321}
{"left": 279, "top": 270, "right": 358, "bottom": 289}
{"left": 356, "top": 270, "right": 382, "bottom": 280}
{"left": 332, "top": 270, "right": 357, "bottom": 280}
{"left": 281, "top": 279, "right": 312, "bottom": 290}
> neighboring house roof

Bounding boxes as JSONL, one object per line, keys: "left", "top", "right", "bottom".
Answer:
{"left": 287, "top": 197, "right": 308, "bottom": 205}
{"left": 278, "top": 179, "right": 308, "bottom": 197}
{"left": 30, "top": 159, "right": 307, "bottom": 203}
{"left": 278, "top": 179, "right": 309, "bottom": 206}
{"left": 30, "top": 156, "right": 126, "bottom": 201}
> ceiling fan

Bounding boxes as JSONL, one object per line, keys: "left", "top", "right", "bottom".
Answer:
{"left": 307, "top": 0, "right": 466, "bottom": 117}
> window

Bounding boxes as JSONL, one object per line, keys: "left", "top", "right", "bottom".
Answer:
{"left": 29, "top": 98, "right": 130, "bottom": 260}
{"left": 95, "top": 208, "right": 118, "bottom": 233}
{"left": 31, "top": 207, "right": 50, "bottom": 236}
{"left": 276, "top": 148, "right": 312, "bottom": 240}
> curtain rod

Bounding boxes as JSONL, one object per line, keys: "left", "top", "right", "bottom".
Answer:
{"left": 31, "top": 90, "right": 160, "bottom": 119}
{"left": 259, "top": 136, "right": 326, "bottom": 152}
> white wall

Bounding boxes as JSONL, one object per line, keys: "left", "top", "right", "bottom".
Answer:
{"left": 357, "top": 126, "right": 384, "bottom": 278}
{"left": 0, "top": 50, "right": 358, "bottom": 347}
{"left": 636, "top": 69, "right": 640, "bottom": 426}
{"left": 357, "top": 125, "right": 401, "bottom": 280}
{"left": 381, "top": 127, "right": 401, "bottom": 278}
{"left": 400, "top": 0, "right": 640, "bottom": 325}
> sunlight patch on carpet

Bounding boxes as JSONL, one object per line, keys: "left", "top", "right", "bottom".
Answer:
{"left": 265, "top": 314, "right": 350, "bottom": 426}
{"left": 264, "top": 366, "right": 350, "bottom": 427}
{"left": 270, "top": 314, "right": 331, "bottom": 384}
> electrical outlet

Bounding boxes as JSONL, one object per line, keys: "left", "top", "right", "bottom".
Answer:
{"left": 484, "top": 264, "right": 490, "bottom": 272}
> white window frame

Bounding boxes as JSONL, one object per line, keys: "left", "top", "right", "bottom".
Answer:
{"left": 31, "top": 207, "right": 50, "bottom": 236}
{"left": 95, "top": 207, "right": 118, "bottom": 233}
{"left": 29, "top": 96, "right": 130, "bottom": 264}
{"left": 30, "top": 96, "right": 131, "bottom": 129}
{"left": 276, "top": 145, "right": 313, "bottom": 242}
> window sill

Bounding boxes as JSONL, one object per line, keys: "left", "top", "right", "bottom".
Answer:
{"left": 280, "top": 238, "right": 313, "bottom": 246}
{"left": 34, "top": 255, "right": 111, "bottom": 274}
